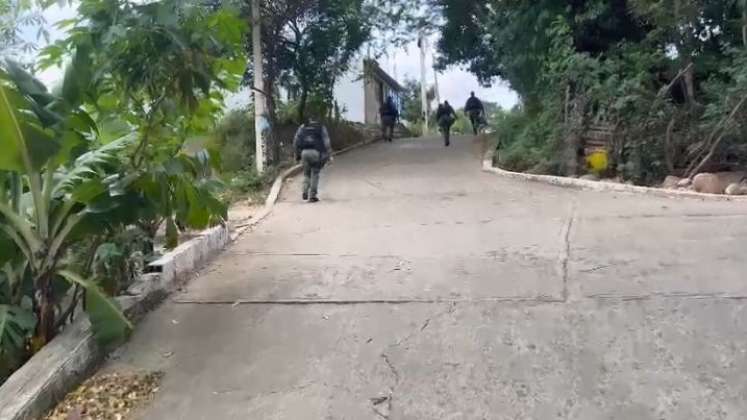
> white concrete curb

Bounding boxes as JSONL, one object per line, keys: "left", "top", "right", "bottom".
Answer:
{"left": 0, "top": 136, "right": 381, "bottom": 420}
{"left": 482, "top": 145, "right": 747, "bottom": 202}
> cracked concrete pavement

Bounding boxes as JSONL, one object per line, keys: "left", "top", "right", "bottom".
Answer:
{"left": 109, "top": 135, "right": 747, "bottom": 419}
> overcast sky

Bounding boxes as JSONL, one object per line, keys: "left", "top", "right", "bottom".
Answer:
{"left": 18, "top": 3, "right": 77, "bottom": 86}
{"left": 22, "top": 4, "right": 518, "bottom": 115}
{"left": 378, "top": 39, "right": 518, "bottom": 109}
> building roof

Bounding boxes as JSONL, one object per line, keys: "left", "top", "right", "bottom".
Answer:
{"left": 364, "top": 59, "right": 404, "bottom": 92}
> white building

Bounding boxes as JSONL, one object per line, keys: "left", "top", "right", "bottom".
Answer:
{"left": 334, "top": 59, "right": 404, "bottom": 124}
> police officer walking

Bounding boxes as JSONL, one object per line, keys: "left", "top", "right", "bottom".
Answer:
{"left": 436, "top": 101, "right": 457, "bottom": 147}
{"left": 293, "top": 116, "right": 332, "bottom": 203}
{"left": 380, "top": 96, "right": 399, "bottom": 142}
{"left": 464, "top": 92, "right": 485, "bottom": 135}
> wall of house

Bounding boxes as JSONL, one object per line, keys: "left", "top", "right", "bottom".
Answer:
{"left": 334, "top": 68, "right": 365, "bottom": 123}
{"left": 334, "top": 60, "right": 405, "bottom": 125}
{"left": 363, "top": 76, "right": 381, "bottom": 125}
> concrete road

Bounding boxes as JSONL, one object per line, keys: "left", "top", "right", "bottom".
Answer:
{"left": 112, "top": 136, "right": 747, "bottom": 420}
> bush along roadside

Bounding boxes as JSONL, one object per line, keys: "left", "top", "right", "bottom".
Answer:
{"left": 445, "top": 3, "right": 747, "bottom": 187}
{"left": 0, "top": 0, "right": 246, "bottom": 384}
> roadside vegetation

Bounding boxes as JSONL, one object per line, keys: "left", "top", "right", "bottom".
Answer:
{"left": 0, "top": 0, "right": 246, "bottom": 382}
{"left": 432, "top": 1, "right": 747, "bottom": 185}
{"left": 377, "top": 0, "right": 747, "bottom": 185}
{"left": 0, "top": 0, "right": 404, "bottom": 385}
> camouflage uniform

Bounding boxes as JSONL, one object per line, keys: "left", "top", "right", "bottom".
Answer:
{"left": 465, "top": 94, "right": 485, "bottom": 135}
{"left": 293, "top": 122, "right": 332, "bottom": 201}
{"left": 436, "top": 102, "right": 457, "bottom": 146}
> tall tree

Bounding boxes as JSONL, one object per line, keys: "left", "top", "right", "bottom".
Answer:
{"left": 436, "top": 0, "right": 647, "bottom": 100}
{"left": 281, "top": 0, "right": 370, "bottom": 122}
{"left": 228, "top": 0, "right": 370, "bottom": 122}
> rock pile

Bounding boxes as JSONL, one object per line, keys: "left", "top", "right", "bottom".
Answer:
{"left": 660, "top": 172, "right": 746, "bottom": 195}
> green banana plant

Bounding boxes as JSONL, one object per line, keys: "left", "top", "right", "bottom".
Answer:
{"left": 0, "top": 57, "right": 132, "bottom": 356}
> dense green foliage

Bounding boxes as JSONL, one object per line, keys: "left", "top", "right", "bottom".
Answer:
{"left": 219, "top": 0, "right": 370, "bottom": 125}
{"left": 432, "top": 0, "right": 747, "bottom": 182}
{"left": 399, "top": 78, "right": 436, "bottom": 135}
{"left": 1, "top": 0, "right": 245, "bottom": 382}
{"left": 273, "top": 0, "right": 370, "bottom": 123}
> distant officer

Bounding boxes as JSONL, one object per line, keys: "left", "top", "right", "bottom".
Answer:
{"left": 436, "top": 101, "right": 457, "bottom": 147}
{"left": 293, "top": 116, "right": 332, "bottom": 202}
{"left": 380, "top": 96, "right": 399, "bottom": 142}
{"left": 464, "top": 91, "right": 485, "bottom": 135}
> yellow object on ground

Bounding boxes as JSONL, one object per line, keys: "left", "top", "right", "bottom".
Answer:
{"left": 587, "top": 150, "right": 609, "bottom": 173}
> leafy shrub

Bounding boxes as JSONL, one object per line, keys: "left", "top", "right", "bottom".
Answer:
{"left": 1, "top": 0, "right": 245, "bottom": 384}
{"left": 328, "top": 121, "right": 366, "bottom": 150}
{"left": 449, "top": 111, "right": 473, "bottom": 135}
{"left": 0, "top": 63, "right": 133, "bottom": 373}
{"left": 228, "top": 169, "right": 264, "bottom": 193}
{"left": 209, "top": 109, "right": 255, "bottom": 173}
{"left": 494, "top": 106, "right": 563, "bottom": 175}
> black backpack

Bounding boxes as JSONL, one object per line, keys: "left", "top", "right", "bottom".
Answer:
{"left": 300, "top": 123, "right": 325, "bottom": 152}
{"left": 381, "top": 101, "right": 397, "bottom": 117}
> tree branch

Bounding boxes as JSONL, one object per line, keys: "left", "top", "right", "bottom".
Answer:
{"left": 131, "top": 93, "right": 168, "bottom": 168}
{"left": 657, "top": 62, "right": 694, "bottom": 99}
{"left": 250, "top": 85, "right": 271, "bottom": 97}
{"left": 687, "top": 94, "right": 747, "bottom": 178}
{"left": 665, "top": 115, "right": 677, "bottom": 173}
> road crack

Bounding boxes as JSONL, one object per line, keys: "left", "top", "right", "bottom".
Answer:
{"left": 372, "top": 303, "right": 456, "bottom": 419}
{"left": 420, "top": 318, "right": 430, "bottom": 331}
{"left": 561, "top": 202, "right": 577, "bottom": 302}
{"left": 372, "top": 352, "right": 400, "bottom": 419}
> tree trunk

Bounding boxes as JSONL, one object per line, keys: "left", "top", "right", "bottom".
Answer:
{"left": 298, "top": 86, "right": 308, "bottom": 124}
{"left": 565, "top": 131, "right": 582, "bottom": 176}
{"left": 419, "top": 33, "right": 429, "bottom": 135}
{"left": 687, "top": 94, "right": 747, "bottom": 177}
{"left": 564, "top": 90, "right": 587, "bottom": 176}
{"left": 563, "top": 84, "right": 571, "bottom": 124}
{"left": 673, "top": 0, "right": 696, "bottom": 104}
{"left": 664, "top": 115, "right": 677, "bottom": 174}
{"left": 35, "top": 274, "right": 56, "bottom": 346}
{"left": 251, "top": 0, "right": 268, "bottom": 174}
{"left": 263, "top": 72, "right": 280, "bottom": 164}
{"left": 683, "top": 59, "right": 696, "bottom": 104}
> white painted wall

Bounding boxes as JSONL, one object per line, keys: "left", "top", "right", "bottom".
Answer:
{"left": 333, "top": 65, "right": 365, "bottom": 123}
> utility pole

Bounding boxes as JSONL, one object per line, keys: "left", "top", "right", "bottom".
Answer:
{"left": 418, "top": 33, "right": 429, "bottom": 135}
{"left": 252, "top": 0, "right": 268, "bottom": 174}
{"left": 433, "top": 62, "right": 441, "bottom": 105}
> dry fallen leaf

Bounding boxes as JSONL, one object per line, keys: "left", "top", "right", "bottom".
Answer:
{"left": 45, "top": 372, "right": 163, "bottom": 420}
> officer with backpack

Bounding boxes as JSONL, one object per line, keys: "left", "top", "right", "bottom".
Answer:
{"left": 380, "top": 96, "right": 399, "bottom": 142}
{"left": 436, "top": 101, "right": 457, "bottom": 147}
{"left": 464, "top": 91, "right": 485, "bottom": 135}
{"left": 293, "top": 116, "right": 332, "bottom": 202}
